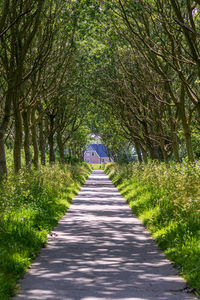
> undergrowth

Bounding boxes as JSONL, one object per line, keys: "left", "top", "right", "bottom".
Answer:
{"left": 105, "top": 162, "right": 200, "bottom": 297}
{"left": 0, "top": 163, "right": 92, "bottom": 300}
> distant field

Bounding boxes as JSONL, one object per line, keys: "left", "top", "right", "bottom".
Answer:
{"left": 91, "top": 164, "right": 105, "bottom": 169}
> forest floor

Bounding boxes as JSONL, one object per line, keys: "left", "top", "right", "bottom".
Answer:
{"left": 13, "top": 170, "right": 197, "bottom": 300}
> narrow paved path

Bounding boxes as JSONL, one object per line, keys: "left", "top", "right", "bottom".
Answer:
{"left": 14, "top": 170, "right": 196, "bottom": 300}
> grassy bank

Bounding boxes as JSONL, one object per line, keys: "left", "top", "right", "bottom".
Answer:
{"left": 0, "top": 163, "right": 92, "bottom": 300}
{"left": 105, "top": 162, "right": 200, "bottom": 296}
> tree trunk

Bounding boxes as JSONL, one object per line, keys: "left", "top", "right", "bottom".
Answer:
{"left": 160, "top": 141, "right": 169, "bottom": 164}
{"left": 134, "top": 141, "right": 142, "bottom": 163}
{"left": 178, "top": 86, "right": 194, "bottom": 162}
{"left": 48, "top": 115, "right": 55, "bottom": 164}
{"left": 31, "top": 110, "right": 39, "bottom": 169}
{"left": 57, "top": 131, "right": 65, "bottom": 164}
{"left": 13, "top": 108, "right": 23, "bottom": 173}
{"left": 168, "top": 106, "right": 180, "bottom": 163}
{"left": 22, "top": 110, "right": 31, "bottom": 170}
{"left": 148, "top": 146, "right": 156, "bottom": 160}
{"left": 182, "top": 124, "right": 194, "bottom": 162}
{"left": 0, "top": 130, "right": 7, "bottom": 178}
{"left": 0, "top": 89, "right": 12, "bottom": 177}
{"left": 171, "top": 131, "right": 180, "bottom": 163}
{"left": 141, "top": 147, "right": 148, "bottom": 164}
{"left": 142, "top": 122, "right": 157, "bottom": 161}
{"left": 39, "top": 118, "right": 46, "bottom": 165}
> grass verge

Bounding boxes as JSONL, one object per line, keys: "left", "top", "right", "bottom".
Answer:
{"left": 0, "top": 163, "right": 92, "bottom": 300}
{"left": 104, "top": 162, "right": 200, "bottom": 297}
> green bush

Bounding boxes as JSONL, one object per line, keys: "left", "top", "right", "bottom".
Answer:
{"left": 0, "top": 163, "right": 92, "bottom": 299}
{"left": 105, "top": 162, "right": 200, "bottom": 296}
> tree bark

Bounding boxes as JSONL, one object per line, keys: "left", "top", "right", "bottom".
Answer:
{"left": 141, "top": 147, "right": 148, "bottom": 164}
{"left": 160, "top": 141, "right": 169, "bottom": 164}
{"left": 134, "top": 141, "right": 142, "bottom": 163}
{"left": 0, "top": 130, "right": 7, "bottom": 178}
{"left": 182, "top": 123, "right": 194, "bottom": 162}
{"left": 39, "top": 118, "right": 46, "bottom": 165}
{"left": 48, "top": 115, "right": 56, "bottom": 164}
{"left": 0, "top": 92, "right": 12, "bottom": 177}
{"left": 0, "top": 69, "right": 16, "bottom": 177}
{"left": 22, "top": 110, "right": 31, "bottom": 170}
{"left": 178, "top": 86, "right": 194, "bottom": 162}
{"left": 148, "top": 146, "right": 156, "bottom": 160}
{"left": 13, "top": 108, "right": 23, "bottom": 173}
{"left": 57, "top": 131, "right": 65, "bottom": 164}
{"left": 31, "top": 110, "right": 39, "bottom": 169}
{"left": 168, "top": 106, "right": 180, "bottom": 162}
{"left": 171, "top": 132, "right": 180, "bottom": 162}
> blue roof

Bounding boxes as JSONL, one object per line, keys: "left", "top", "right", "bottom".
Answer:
{"left": 86, "top": 144, "right": 109, "bottom": 158}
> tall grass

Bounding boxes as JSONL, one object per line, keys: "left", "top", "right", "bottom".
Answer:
{"left": 105, "top": 162, "right": 200, "bottom": 296}
{"left": 0, "top": 163, "right": 92, "bottom": 300}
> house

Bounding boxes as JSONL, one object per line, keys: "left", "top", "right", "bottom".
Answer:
{"left": 84, "top": 144, "right": 113, "bottom": 164}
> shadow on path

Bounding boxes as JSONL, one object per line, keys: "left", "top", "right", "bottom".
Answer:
{"left": 13, "top": 170, "right": 196, "bottom": 300}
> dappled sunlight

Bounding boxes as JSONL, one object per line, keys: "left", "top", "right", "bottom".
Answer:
{"left": 14, "top": 170, "right": 194, "bottom": 300}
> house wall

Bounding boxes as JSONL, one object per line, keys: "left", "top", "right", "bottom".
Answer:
{"left": 84, "top": 151, "right": 114, "bottom": 164}
{"left": 84, "top": 151, "right": 100, "bottom": 164}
